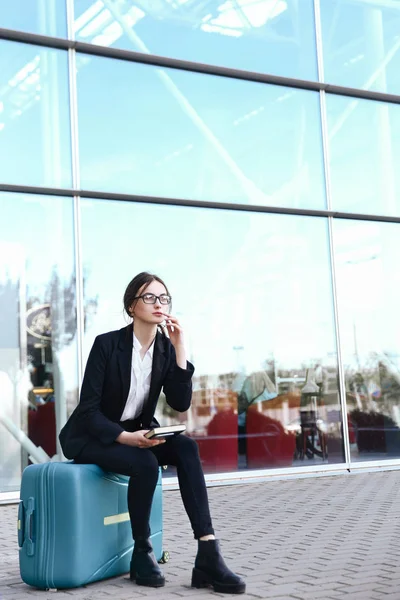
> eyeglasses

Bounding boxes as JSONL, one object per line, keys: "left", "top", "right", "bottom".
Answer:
{"left": 134, "top": 293, "right": 172, "bottom": 305}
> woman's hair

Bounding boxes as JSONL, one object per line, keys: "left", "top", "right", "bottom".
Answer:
{"left": 123, "top": 272, "right": 171, "bottom": 319}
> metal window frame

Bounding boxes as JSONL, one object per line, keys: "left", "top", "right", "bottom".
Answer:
{"left": 1, "top": 26, "right": 400, "bottom": 105}
{"left": 66, "top": 0, "right": 85, "bottom": 394}
{"left": 2, "top": 183, "right": 400, "bottom": 223}
{"left": 314, "top": 0, "right": 351, "bottom": 468}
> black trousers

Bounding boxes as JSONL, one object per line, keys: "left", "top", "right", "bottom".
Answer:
{"left": 75, "top": 432, "right": 214, "bottom": 540}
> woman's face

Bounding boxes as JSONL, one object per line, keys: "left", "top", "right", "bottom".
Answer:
{"left": 130, "top": 280, "right": 170, "bottom": 326}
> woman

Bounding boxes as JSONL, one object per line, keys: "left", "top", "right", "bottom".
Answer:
{"left": 59, "top": 272, "right": 245, "bottom": 594}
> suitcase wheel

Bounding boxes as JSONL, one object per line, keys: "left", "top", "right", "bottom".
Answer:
{"left": 158, "top": 550, "right": 170, "bottom": 564}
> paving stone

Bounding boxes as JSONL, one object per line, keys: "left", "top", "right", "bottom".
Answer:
{"left": 3, "top": 470, "right": 400, "bottom": 599}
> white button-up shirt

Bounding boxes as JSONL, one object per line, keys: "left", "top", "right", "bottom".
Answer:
{"left": 120, "top": 334, "right": 154, "bottom": 421}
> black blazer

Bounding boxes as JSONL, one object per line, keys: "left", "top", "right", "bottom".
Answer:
{"left": 59, "top": 324, "right": 194, "bottom": 459}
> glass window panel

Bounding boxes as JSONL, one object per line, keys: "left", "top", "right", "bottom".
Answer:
{"left": 0, "top": 41, "right": 72, "bottom": 188}
{"left": 81, "top": 199, "right": 344, "bottom": 473}
{"left": 0, "top": 193, "right": 78, "bottom": 493}
{"left": 77, "top": 55, "right": 326, "bottom": 210}
{"left": 74, "top": 0, "right": 317, "bottom": 81}
{"left": 0, "top": 0, "right": 67, "bottom": 38}
{"left": 320, "top": 0, "right": 400, "bottom": 94}
{"left": 327, "top": 94, "right": 400, "bottom": 216}
{"left": 333, "top": 219, "right": 400, "bottom": 462}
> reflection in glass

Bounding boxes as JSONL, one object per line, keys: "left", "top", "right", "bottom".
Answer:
{"left": 74, "top": 0, "right": 317, "bottom": 81}
{"left": 0, "top": 41, "right": 72, "bottom": 188}
{"left": 320, "top": 0, "right": 400, "bottom": 94}
{"left": 77, "top": 55, "right": 326, "bottom": 209}
{"left": 0, "top": 0, "right": 67, "bottom": 38}
{"left": 334, "top": 220, "right": 400, "bottom": 462}
{"left": 81, "top": 199, "right": 343, "bottom": 473}
{"left": 327, "top": 95, "right": 400, "bottom": 216}
{"left": 0, "top": 193, "right": 78, "bottom": 493}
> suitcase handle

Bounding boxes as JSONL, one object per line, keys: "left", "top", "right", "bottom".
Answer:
{"left": 17, "top": 501, "right": 25, "bottom": 547}
{"left": 25, "top": 497, "right": 35, "bottom": 556}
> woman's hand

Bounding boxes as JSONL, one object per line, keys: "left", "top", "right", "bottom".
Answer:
{"left": 161, "top": 313, "right": 187, "bottom": 369}
{"left": 117, "top": 430, "right": 165, "bottom": 448}
{"left": 161, "top": 313, "right": 184, "bottom": 348}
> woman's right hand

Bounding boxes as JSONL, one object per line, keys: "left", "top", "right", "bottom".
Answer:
{"left": 116, "top": 430, "right": 165, "bottom": 448}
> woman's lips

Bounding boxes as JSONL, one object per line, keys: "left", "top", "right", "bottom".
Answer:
{"left": 153, "top": 312, "right": 163, "bottom": 316}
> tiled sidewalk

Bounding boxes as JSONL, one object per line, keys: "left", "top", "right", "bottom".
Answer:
{"left": 2, "top": 470, "right": 400, "bottom": 599}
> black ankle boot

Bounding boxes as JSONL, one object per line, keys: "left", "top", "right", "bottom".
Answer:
{"left": 130, "top": 538, "right": 165, "bottom": 587}
{"left": 192, "top": 539, "right": 246, "bottom": 594}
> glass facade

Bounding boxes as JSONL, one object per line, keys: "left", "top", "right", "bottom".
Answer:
{"left": 0, "top": 193, "right": 78, "bottom": 492}
{"left": 0, "top": 1, "right": 67, "bottom": 38}
{"left": 327, "top": 94, "right": 400, "bottom": 216}
{"left": 1, "top": 0, "right": 400, "bottom": 496}
{"left": 320, "top": 0, "right": 400, "bottom": 95}
{"left": 333, "top": 219, "right": 400, "bottom": 461}
{"left": 0, "top": 41, "right": 71, "bottom": 188}
{"left": 74, "top": 0, "right": 318, "bottom": 80}
{"left": 77, "top": 54, "right": 326, "bottom": 207}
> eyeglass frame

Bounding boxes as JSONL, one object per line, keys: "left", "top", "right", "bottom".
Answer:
{"left": 133, "top": 293, "right": 172, "bottom": 305}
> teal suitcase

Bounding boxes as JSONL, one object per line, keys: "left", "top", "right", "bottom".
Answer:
{"left": 18, "top": 462, "right": 163, "bottom": 589}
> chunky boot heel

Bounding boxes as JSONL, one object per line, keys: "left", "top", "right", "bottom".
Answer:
{"left": 192, "top": 539, "right": 246, "bottom": 594}
{"left": 191, "top": 567, "right": 212, "bottom": 588}
{"left": 130, "top": 537, "right": 165, "bottom": 588}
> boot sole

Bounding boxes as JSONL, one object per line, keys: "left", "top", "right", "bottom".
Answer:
{"left": 191, "top": 567, "right": 246, "bottom": 594}
{"left": 130, "top": 574, "right": 165, "bottom": 588}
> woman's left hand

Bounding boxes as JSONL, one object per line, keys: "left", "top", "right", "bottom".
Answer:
{"left": 162, "top": 313, "right": 184, "bottom": 348}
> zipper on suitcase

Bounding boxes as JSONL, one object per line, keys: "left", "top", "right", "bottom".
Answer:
{"left": 34, "top": 463, "right": 55, "bottom": 589}
{"left": 44, "top": 463, "right": 57, "bottom": 590}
